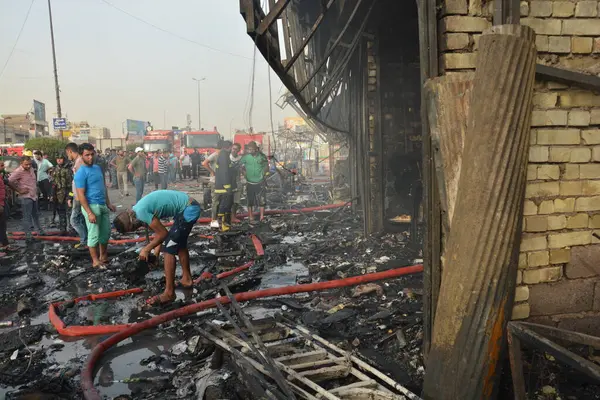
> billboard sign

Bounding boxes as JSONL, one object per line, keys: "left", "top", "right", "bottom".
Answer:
{"left": 33, "top": 100, "right": 46, "bottom": 122}
{"left": 284, "top": 116, "right": 307, "bottom": 132}
{"left": 53, "top": 118, "right": 67, "bottom": 130}
{"left": 126, "top": 119, "right": 148, "bottom": 144}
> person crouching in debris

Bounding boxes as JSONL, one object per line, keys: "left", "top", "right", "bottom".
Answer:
{"left": 74, "top": 143, "right": 117, "bottom": 268}
{"left": 113, "top": 190, "right": 201, "bottom": 306}
{"left": 240, "top": 141, "right": 269, "bottom": 223}
{"left": 51, "top": 154, "right": 73, "bottom": 235}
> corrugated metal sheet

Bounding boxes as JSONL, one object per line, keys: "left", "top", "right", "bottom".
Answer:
{"left": 423, "top": 24, "right": 536, "bottom": 400}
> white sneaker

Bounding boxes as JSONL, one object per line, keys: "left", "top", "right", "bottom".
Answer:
{"left": 210, "top": 220, "right": 220, "bottom": 229}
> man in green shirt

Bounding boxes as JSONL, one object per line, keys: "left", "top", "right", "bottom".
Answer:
{"left": 112, "top": 149, "right": 130, "bottom": 197}
{"left": 240, "top": 141, "right": 269, "bottom": 223}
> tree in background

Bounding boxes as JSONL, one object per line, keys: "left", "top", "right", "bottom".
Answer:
{"left": 24, "top": 137, "right": 66, "bottom": 164}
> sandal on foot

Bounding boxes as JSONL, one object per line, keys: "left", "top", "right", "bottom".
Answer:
{"left": 175, "top": 281, "right": 194, "bottom": 290}
{"left": 145, "top": 294, "right": 175, "bottom": 307}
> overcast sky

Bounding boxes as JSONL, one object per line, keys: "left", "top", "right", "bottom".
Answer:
{"left": 0, "top": 0, "right": 295, "bottom": 138}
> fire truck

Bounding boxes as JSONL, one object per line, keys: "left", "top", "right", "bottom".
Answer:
{"left": 233, "top": 132, "right": 272, "bottom": 155}
{"left": 181, "top": 128, "right": 222, "bottom": 156}
{"left": 142, "top": 130, "right": 181, "bottom": 156}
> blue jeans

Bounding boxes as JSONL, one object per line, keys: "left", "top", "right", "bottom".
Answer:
{"left": 160, "top": 173, "right": 168, "bottom": 190}
{"left": 134, "top": 177, "right": 145, "bottom": 203}
{"left": 70, "top": 200, "right": 87, "bottom": 244}
{"left": 21, "top": 198, "right": 42, "bottom": 234}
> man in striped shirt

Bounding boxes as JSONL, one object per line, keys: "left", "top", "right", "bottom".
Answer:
{"left": 158, "top": 150, "right": 169, "bottom": 190}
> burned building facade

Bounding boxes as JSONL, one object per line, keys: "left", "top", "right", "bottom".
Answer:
{"left": 240, "top": 0, "right": 600, "bottom": 362}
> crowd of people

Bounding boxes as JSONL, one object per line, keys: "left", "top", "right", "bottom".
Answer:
{"left": 0, "top": 140, "right": 272, "bottom": 306}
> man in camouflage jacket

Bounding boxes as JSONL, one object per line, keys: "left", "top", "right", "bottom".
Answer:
{"left": 52, "top": 154, "right": 73, "bottom": 234}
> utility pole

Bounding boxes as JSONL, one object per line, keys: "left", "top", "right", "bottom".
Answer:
{"left": 47, "top": 0, "right": 63, "bottom": 136}
{"left": 192, "top": 77, "right": 206, "bottom": 130}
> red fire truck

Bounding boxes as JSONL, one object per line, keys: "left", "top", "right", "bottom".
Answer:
{"left": 233, "top": 132, "right": 271, "bottom": 155}
{"left": 181, "top": 128, "right": 222, "bottom": 155}
{"left": 142, "top": 130, "right": 181, "bottom": 156}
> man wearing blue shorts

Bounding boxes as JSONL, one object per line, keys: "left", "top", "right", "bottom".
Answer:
{"left": 113, "top": 190, "right": 201, "bottom": 306}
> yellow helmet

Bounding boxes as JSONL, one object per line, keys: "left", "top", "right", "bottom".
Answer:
{"left": 22, "top": 150, "right": 33, "bottom": 157}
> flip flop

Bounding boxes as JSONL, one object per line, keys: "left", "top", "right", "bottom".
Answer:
{"left": 174, "top": 281, "right": 194, "bottom": 289}
{"left": 145, "top": 294, "right": 175, "bottom": 307}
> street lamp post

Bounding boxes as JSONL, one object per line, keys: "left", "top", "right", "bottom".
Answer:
{"left": 192, "top": 77, "right": 206, "bottom": 130}
{"left": 1, "top": 117, "right": 12, "bottom": 144}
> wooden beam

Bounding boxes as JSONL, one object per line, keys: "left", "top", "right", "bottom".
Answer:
{"left": 283, "top": 0, "right": 337, "bottom": 73}
{"left": 536, "top": 63, "right": 600, "bottom": 92}
{"left": 257, "top": 0, "right": 291, "bottom": 35}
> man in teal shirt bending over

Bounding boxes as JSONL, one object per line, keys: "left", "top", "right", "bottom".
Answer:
{"left": 113, "top": 190, "right": 201, "bottom": 306}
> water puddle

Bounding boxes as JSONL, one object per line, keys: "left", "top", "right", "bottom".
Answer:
{"left": 259, "top": 261, "right": 308, "bottom": 290}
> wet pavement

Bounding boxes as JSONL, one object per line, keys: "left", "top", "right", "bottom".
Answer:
{"left": 0, "top": 178, "right": 427, "bottom": 399}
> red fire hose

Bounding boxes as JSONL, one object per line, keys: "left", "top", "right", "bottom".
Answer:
{"left": 8, "top": 202, "right": 349, "bottom": 237}
{"left": 81, "top": 264, "right": 423, "bottom": 399}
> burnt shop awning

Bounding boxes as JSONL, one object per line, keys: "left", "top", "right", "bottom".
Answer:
{"left": 239, "top": 0, "right": 376, "bottom": 134}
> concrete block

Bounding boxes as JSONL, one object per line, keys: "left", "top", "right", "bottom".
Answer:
{"left": 547, "top": 214, "right": 568, "bottom": 230}
{"left": 537, "top": 128, "right": 580, "bottom": 144}
{"left": 526, "top": 181, "right": 560, "bottom": 197}
{"left": 441, "top": 33, "right": 470, "bottom": 50}
{"left": 548, "top": 147, "right": 570, "bottom": 162}
{"left": 536, "top": 35, "right": 549, "bottom": 52}
{"left": 532, "top": 110, "right": 569, "bottom": 126}
{"left": 523, "top": 266, "right": 562, "bottom": 284}
{"left": 582, "top": 180, "right": 600, "bottom": 195}
{"left": 548, "top": 81, "right": 569, "bottom": 89}
{"left": 568, "top": 110, "right": 591, "bottom": 126}
{"left": 532, "top": 92, "right": 558, "bottom": 108}
{"left": 515, "top": 286, "right": 530, "bottom": 302}
{"left": 580, "top": 163, "right": 600, "bottom": 178}
{"left": 521, "top": 18, "right": 563, "bottom": 35}
{"left": 530, "top": 146, "right": 550, "bottom": 162}
{"left": 440, "top": 53, "right": 477, "bottom": 70}
{"left": 576, "top": 196, "right": 600, "bottom": 211}
{"left": 528, "top": 250, "right": 551, "bottom": 266}
{"left": 565, "top": 244, "right": 600, "bottom": 278}
{"left": 595, "top": 37, "right": 600, "bottom": 53}
{"left": 441, "top": 0, "right": 468, "bottom": 15}
{"left": 521, "top": 234, "right": 548, "bottom": 251}
{"left": 529, "top": 278, "right": 594, "bottom": 315}
{"left": 552, "top": 1, "right": 575, "bottom": 17}
{"left": 567, "top": 213, "right": 589, "bottom": 229}
{"left": 560, "top": 180, "right": 582, "bottom": 196}
{"left": 591, "top": 109, "right": 600, "bottom": 124}
{"left": 524, "top": 200, "right": 538, "bottom": 215}
{"left": 590, "top": 214, "right": 600, "bottom": 228}
{"left": 528, "top": 164, "right": 538, "bottom": 181}
{"left": 563, "top": 19, "right": 600, "bottom": 35}
{"left": 554, "top": 197, "right": 576, "bottom": 212}
{"left": 530, "top": 1, "right": 553, "bottom": 16}
{"left": 517, "top": 270, "right": 523, "bottom": 285}
{"left": 539, "top": 200, "right": 555, "bottom": 214}
{"left": 537, "top": 164, "right": 561, "bottom": 179}
{"left": 550, "top": 248, "right": 571, "bottom": 264}
{"left": 559, "top": 91, "right": 600, "bottom": 107}
{"left": 572, "top": 37, "right": 594, "bottom": 53}
{"left": 440, "top": 16, "right": 492, "bottom": 32}
{"left": 526, "top": 216, "right": 549, "bottom": 232}
{"left": 582, "top": 129, "right": 600, "bottom": 144}
{"left": 575, "top": 1, "right": 599, "bottom": 17}
{"left": 512, "top": 303, "right": 530, "bottom": 320}
{"left": 521, "top": 1, "right": 530, "bottom": 16}
{"left": 548, "top": 35, "right": 571, "bottom": 53}
{"left": 563, "top": 164, "right": 580, "bottom": 180}
{"left": 548, "top": 230, "right": 592, "bottom": 247}
{"left": 519, "top": 252, "right": 528, "bottom": 269}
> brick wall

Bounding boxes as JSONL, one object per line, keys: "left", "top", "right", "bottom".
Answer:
{"left": 438, "top": 0, "right": 600, "bottom": 333}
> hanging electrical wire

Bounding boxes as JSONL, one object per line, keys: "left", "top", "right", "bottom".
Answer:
{"left": 99, "top": 0, "right": 252, "bottom": 61}
{"left": 0, "top": 0, "right": 36, "bottom": 80}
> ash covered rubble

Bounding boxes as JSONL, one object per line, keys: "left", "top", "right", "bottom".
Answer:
{"left": 0, "top": 183, "right": 425, "bottom": 399}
